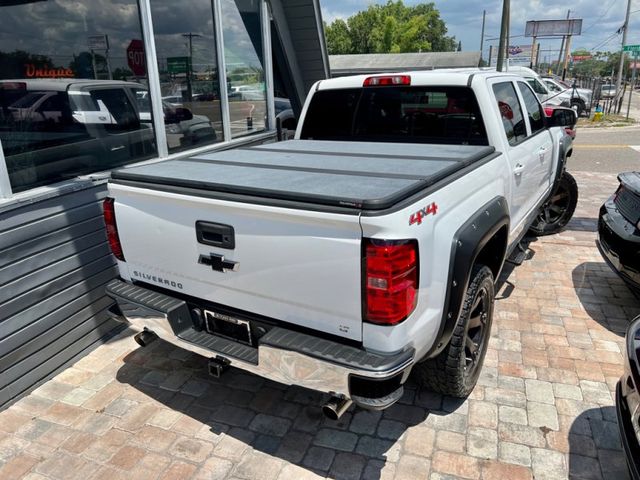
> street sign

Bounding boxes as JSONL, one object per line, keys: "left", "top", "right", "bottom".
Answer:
{"left": 623, "top": 45, "right": 640, "bottom": 53}
{"left": 88, "top": 34, "right": 109, "bottom": 51}
{"left": 167, "top": 56, "right": 189, "bottom": 74}
{"left": 126, "top": 39, "right": 146, "bottom": 76}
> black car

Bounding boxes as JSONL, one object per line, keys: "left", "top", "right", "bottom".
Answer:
{"left": 617, "top": 316, "right": 640, "bottom": 480}
{"left": 598, "top": 172, "right": 640, "bottom": 292}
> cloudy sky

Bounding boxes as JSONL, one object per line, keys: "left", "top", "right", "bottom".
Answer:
{"left": 320, "top": 0, "right": 640, "bottom": 60}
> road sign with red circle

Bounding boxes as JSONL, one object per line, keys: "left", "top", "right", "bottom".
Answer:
{"left": 126, "top": 39, "right": 146, "bottom": 77}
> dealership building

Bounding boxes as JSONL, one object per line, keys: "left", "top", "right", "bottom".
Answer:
{"left": 0, "top": 0, "right": 328, "bottom": 408}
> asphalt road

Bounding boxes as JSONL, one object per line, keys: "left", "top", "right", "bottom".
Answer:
{"left": 567, "top": 125, "right": 640, "bottom": 174}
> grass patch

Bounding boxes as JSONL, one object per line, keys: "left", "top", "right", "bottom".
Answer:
{"left": 578, "top": 114, "right": 636, "bottom": 128}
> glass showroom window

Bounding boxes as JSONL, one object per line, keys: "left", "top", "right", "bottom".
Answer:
{"left": 221, "top": 0, "right": 267, "bottom": 137}
{"left": 0, "top": 0, "right": 157, "bottom": 193}
{"left": 149, "top": 0, "right": 224, "bottom": 152}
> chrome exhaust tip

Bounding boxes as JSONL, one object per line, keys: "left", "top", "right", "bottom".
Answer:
{"left": 322, "top": 397, "right": 353, "bottom": 421}
{"left": 134, "top": 329, "right": 158, "bottom": 347}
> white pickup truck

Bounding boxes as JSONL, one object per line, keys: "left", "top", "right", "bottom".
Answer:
{"left": 104, "top": 70, "right": 577, "bottom": 418}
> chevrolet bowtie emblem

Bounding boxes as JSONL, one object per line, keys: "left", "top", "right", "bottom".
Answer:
{"left": 198, "top": 253, "right": 239, "bottom": 272}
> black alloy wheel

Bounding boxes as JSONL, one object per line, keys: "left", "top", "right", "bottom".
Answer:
{"left": 463, "top": 284, "right": 490, "bottom": 384}
{"left": 529, "top": 170, "right": 578, "bottom": 236}
{"left": 414, "top": 265, "right": 495, "bottom": 398}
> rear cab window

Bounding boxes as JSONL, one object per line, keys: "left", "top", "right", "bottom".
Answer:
{"left": 300, "top": 86, "right": 488, "bottom": 146}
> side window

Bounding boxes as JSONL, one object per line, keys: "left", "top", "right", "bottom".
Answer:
{"left": 492, "top": 82, "right": 527, "bottom": 146}
{"left": 545, "top": 81, "right": 562, "bottom": 93}
{"left": 88, "top": 89, "right": 140, "bottom": 133}
{"left": 517, "top": 82, "right": 545, "bottom": 134}
{"left": 526, "top": 78, "right": 547, "bottom": 95}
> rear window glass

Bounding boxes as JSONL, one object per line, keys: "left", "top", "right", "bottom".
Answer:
{"left": 300, "top": 86, "right": 488, "bottom": 145}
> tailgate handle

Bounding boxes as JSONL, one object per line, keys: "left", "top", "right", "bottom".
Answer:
{"left": 196, "top": 221, "right": 235, "bottom": 249}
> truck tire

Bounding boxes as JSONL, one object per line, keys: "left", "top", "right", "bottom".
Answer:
{"left": 414, "top": 265, "right": 495, "bottom": 398}
{"left": 528, "top": 171, "right": 578, "bottom": 236}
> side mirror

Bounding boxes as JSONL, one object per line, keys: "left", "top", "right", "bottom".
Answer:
{"left": 548, "top": 107, "right": 577, "bottom": 128}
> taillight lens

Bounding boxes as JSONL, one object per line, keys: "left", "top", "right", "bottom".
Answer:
{"left": 364, "top": 239, "right": 418, "bottom": 325}
{"left": 363, "top": 75, "right": 411, "bottom": 87}
{"left": 103, "top": 197, "right": 125, "bottom": 261}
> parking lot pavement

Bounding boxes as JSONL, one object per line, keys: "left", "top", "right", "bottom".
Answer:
{"left": 0, "top": 170, "right": 637, "bottom": 480}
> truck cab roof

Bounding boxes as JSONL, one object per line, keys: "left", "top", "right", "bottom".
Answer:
{"left": 316, "top": 69, "right": 524, "bottom": 91}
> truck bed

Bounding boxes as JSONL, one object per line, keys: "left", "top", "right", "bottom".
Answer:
{"left": 110, "top": 140, "right": 496, "bottom": 211}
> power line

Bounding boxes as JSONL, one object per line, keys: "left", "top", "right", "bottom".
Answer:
{"left": 590, "top": 31, "right": 620, "bottom": 51}
{"left": 582, "top": 0, "right": 619, "bottom": 34}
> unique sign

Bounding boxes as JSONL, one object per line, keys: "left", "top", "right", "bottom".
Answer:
{"left": 623, "top": 45, "right": 640, "bottom": 53}
{"left": 127, "top": 39, "right": 146, "bottom": 76}
{"left": 25, "top": 64, "right": 74, "bottom": 78}
{"left": 167, "top": 56, "right": 190, "bottom": 74}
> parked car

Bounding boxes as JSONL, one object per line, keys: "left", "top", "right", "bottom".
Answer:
{"left": 616, "top": 315, "right": 640, "bottom": 480}
{"left": 598, "top": 172, "right": 640, "bottom": 293}
{"left": 542, "top": 76, "right": 592, "bottom": 116}
{"left": 274, "top": 96, "right": 296, "bottom": 133}
{"left": 103, "top": 70, "right": 577, "bottom": 418}
{"left": 601, "top": 84, "right": 617, "bottom": 99}
{"left": 134, "top": 91, "right": 217, "bottom": 147}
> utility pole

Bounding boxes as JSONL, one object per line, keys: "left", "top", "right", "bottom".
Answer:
{"left": 496, "top": 0, "right": 510, "bottom": 71}
{"left": 182, "top": 32, "right": 201, "bottom": 101}
{"left": 480, "top": 10, "right": 486, "bottom": 65}
{"left": 562, "top": 33, "right": 573, "bottom": 80}
{"left": 616, "top": 0, "right": 632, "bottom": 107}
{"left": 556, "top": 10, "right": 570, "bottom": 75}
{"left": 530, "top": 36, "right": 537, "bottom": 69}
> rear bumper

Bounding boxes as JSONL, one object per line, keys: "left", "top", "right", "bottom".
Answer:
{"left": 106, "top": 279, "right": 414, "bottom": 409}
{"left": 598, "top": 199, "right": 640, "bottom": 291}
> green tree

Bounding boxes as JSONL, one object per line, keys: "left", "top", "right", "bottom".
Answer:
{"left": 325, "top": 1, "right": 456, "bottom": 55}
{"left": 324, "top": 19, "right": 352, "bottom": 55}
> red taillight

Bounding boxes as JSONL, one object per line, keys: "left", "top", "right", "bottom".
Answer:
{"left": 364, "top": 239, "right": 418, "bottom": 325}
{"left": 363, "top": 75, "right": 411, "bottom": 87}
{"left": 103, "top": 197, "right": 125, "bottom": 261}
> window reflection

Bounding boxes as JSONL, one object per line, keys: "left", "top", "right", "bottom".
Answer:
{"left": 221, "top": 0, "right": 267, "bottom": 137}
{"left": 149, "top": 0, "right": 223, "bottom": 152}
{"left": 0, "top": 0, "right": 156, "bottom": 193}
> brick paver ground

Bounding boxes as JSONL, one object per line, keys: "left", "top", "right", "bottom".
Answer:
{"left": 1, "top": 170, "right": 637, "bottom": 480}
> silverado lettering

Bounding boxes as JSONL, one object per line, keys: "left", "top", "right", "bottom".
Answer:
{"left": 132, "top": 270, "right": 183, "bottom": 289}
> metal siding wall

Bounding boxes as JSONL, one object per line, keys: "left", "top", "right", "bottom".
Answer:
{"left": 0, "top": 183, "right": 119, "bottom": 408}
{"left": 281, "top": 0, "right": 328, "bottom": 93}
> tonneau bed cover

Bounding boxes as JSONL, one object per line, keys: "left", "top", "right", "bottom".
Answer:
{"left": 111, "top": 140, "right": 496, "bottom": 211}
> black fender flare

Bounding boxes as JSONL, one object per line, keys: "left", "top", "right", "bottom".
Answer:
{"left": 550, "top": 135, "right": 571, "bottom": 198}
{"left": 424, "top": 196, "right": 509, "bottom": 359}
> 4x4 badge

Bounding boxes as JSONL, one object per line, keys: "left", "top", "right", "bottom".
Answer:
{"left": 198, "top": 253, "right": 239, "bottom": 272}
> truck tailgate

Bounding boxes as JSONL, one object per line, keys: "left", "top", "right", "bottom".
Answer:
{"left": 109, "top": 141, "right": 495, "bottom": 342}
{"left": 110, "top": 183, "right": 365, "bottom": 341}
